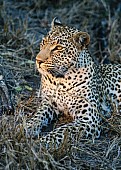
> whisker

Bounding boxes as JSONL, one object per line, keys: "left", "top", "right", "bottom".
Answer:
{"left": 47, "top": 66, "right": 54, "bottom": 69}
{"left": 43, "top": 63, "right": 65, "bottom": 78}
{"left": 45, "top": 64, "right": 55, "bottom": 67}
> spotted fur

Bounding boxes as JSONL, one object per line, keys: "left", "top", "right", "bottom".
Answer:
{"left": 26, "top": 18, "right": 121, "bottom": 149}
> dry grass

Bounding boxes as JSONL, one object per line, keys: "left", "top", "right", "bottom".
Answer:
{"left": 0, "top": 0, "right": 121, "bottom": 169}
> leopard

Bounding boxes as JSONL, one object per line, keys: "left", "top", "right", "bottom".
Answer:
{"left": 25, "top": 18, "right": 121, "bottom": 150}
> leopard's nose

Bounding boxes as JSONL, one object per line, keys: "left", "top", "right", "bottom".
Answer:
{"left": 36, "top": 51, "right": 45, "bottom": 64}
{"left": 36, "top": 53, "right": 44, "bottom": 64}
{"left": 36, "top": 48, "right": 49, "bottom": 64}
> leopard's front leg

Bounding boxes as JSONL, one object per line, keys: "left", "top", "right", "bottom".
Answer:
{"left": 39, "top": 97, "right": 102, "bottom": 150}
{"left": 25, "top": 99, "right": 59, "bottom": 137}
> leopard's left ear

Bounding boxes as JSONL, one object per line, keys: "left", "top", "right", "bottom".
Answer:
{"left": 51, "top": 17, "right": 62, "bottom": 30}
{"left": 72, "top": 32, "right": 90, "bottom": 50}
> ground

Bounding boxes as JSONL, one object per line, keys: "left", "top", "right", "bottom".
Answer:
{"left": 0, "top": 0, "right": 121, "bottom": 169}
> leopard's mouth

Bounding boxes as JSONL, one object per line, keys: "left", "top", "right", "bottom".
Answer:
{"left": 36, "top": 59, "right": 65, "bottom": 78}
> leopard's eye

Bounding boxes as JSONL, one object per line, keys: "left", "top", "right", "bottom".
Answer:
{"left": 53, "top": 45, "right": 63, "bottom": 51}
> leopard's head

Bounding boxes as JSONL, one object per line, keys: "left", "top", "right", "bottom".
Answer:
{"left": 36, "top": 18, "right": 90, "bottom": 77}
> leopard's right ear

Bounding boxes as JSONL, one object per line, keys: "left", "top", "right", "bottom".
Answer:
{"left": 51, "top": 17, "right": 62, "bottom": 30}
{"left": 72, "top": 32, "right": 90, "bottom": 50}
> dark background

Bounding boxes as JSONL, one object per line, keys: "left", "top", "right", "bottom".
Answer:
{"left": 0, "top": 0, "right": 121, "bottom": 169}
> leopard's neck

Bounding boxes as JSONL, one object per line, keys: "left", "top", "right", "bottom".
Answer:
{"left": 78, "top": 48, "right": 94, "bottom": 68}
